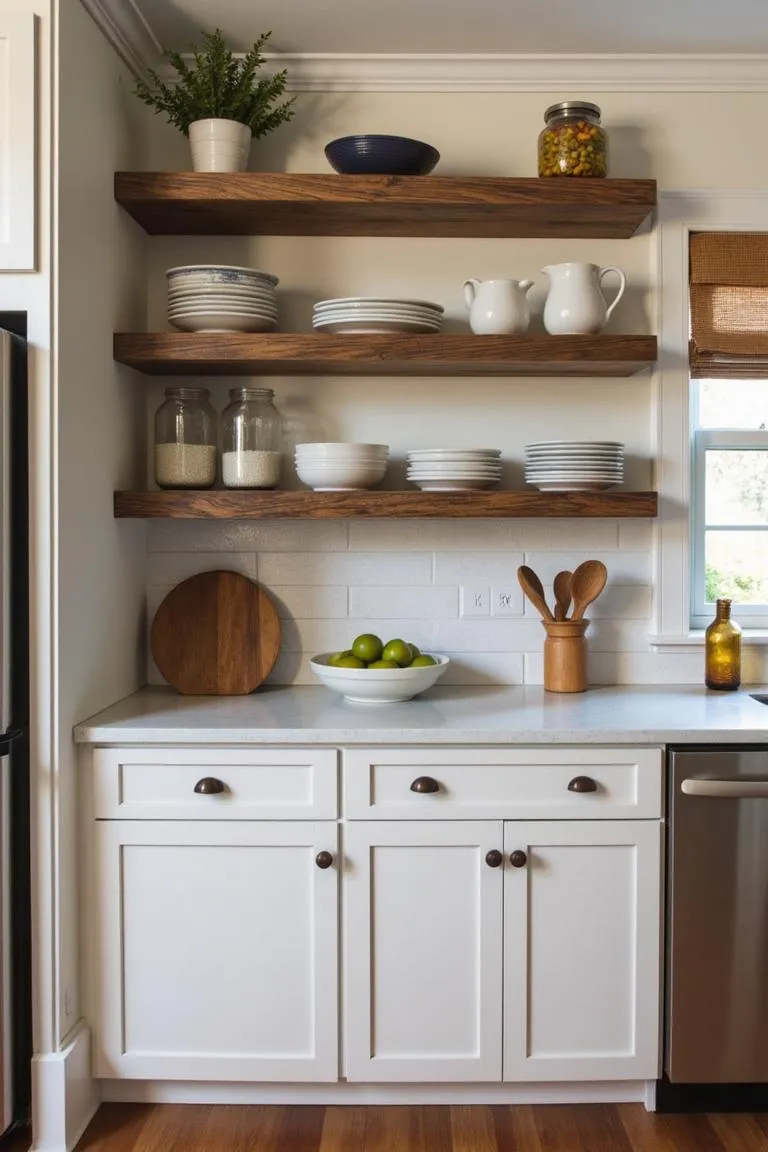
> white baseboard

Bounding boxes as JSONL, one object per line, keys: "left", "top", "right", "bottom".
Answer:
{"left": 31, "top": 1024, "right": 100, "bottom": 1152}
{"left": 102, "top": 1079, "right": 649, "bottom": 1106}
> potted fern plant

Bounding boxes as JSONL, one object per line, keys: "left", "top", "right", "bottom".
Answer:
{"left": 135, "top": 29, "right": 295, "bottom": 172}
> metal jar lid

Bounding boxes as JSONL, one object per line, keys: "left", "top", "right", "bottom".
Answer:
{"left": 544, "top": 101, "right": 602, "bottom": 124}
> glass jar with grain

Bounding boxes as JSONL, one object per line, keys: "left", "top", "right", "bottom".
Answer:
{"left": 538, "top": 101, "right": 608, "bottom": 177}
{"left": 221, "top": 387, "right": 283, "bottom": 489}
{"left": 154, "top": 387, "right": 217, "bottom": 489}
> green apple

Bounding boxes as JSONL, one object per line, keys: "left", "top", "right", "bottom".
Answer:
{"left": 382, "top": 638, "right": 413, "bottom": 667}
{"left": 328, "top": 650, "right": 352, "bottom": 666}
{"left": 367, "top": 659, "right": 399, "bottom": 669}
{"left": 411, "top": 654, "right": 437, "bottom": 667}
{"left": 334, "top": 655, "right": 366, "bottom": 669}
{"left": 352, "top": 633, "right": 383, "bottom": 663}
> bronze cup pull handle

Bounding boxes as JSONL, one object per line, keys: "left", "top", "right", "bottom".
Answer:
{"left": 315, "top": 851, "right": 334, "bottom": 870}
{"left": 485, "top": 850, "right": 503, "bottom": 868}
{"left": 193, "top": 777, "right": 226, "bottom": 795}
{"left": 410, "top": 776, "right": 440, "bottom": 794}
{"left": 509, "top": 850, "right": 528, "bottom": 869}
{"left": 567, "top": 775, "right": 598, "bottom": 794}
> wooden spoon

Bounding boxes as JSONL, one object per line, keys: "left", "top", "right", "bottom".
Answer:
{"left": 570, "top": 560, "right": 608, "bottom": 621}
{"left": 517, "top": 565, "right": 555, "bottom": 622}
{"left": 553, "top": 570, "right": 573, "bottom": 621}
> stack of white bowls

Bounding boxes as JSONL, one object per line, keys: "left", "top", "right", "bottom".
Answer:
{"left": 166, "top": 264, "right": 279, "bottom": 333}
{"left": 525, "top": 441, "right": 625, "bottom": 491}
{"left": 295, "top": 443, "right": 389, "bottom": 492}
{"left": 407, "top": 449, "right": 502, "bottom": 492}
{"left": 312, "top": 297, "right": 444, "bottom": 334}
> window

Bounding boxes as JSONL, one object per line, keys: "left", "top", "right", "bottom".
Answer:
{"left": 691, "top": 381, "right": 768, "bottom": 628}
{"left": 689, "top": 230, "right": 768, "bottom": 630}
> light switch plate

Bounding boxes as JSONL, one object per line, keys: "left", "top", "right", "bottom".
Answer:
{"left": 460, "top": 584, "right": 490, "bottom": 617}
{"left": 492, "top": 585, "right": 523, "bottom": 617}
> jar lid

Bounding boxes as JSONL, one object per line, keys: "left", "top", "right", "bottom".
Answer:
{"left": 544, "top": 101, "right": 602, "bottom": 123}
{"left": 229, "top": 387, "right": 275, "bottom": 401}
{"left": 165, "top": 386, "right": 210, "bottom": 399}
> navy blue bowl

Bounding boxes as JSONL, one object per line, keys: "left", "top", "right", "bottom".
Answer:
{"left": 325, "top": 134, "right": 440, "bottom": 176}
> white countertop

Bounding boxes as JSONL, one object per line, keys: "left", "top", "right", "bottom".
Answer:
{"left": 74, "top": 684, "right": 768, "bottom": 745}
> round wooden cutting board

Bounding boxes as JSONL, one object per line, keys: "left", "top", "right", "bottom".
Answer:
{"left": 151, "top": 570, "right": 282, "bottom": 695}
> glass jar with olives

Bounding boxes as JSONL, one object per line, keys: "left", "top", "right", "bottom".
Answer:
{"left": 538, "top": 101, "right": 608, "bottom": 177}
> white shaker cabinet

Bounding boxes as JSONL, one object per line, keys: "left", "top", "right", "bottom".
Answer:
{"left": 344, "top": 821, "right": 504, "bottom": 1082}
{"left": 92, "top": 820, "right": 339, "bottom": 1081}
{"left": 503, "top": 820, "right": 661, "bottom": 1081}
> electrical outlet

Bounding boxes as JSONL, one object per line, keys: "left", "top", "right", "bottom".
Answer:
{"left": 460, "top": 584, "right": 490, "bottom": 617}
{"left": 492, "top": 585, "right": 523, "bottom": 617}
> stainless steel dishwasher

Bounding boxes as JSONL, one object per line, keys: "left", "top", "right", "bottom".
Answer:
{"left": 667, "top": 747, "right": 768, "bottom": 1087}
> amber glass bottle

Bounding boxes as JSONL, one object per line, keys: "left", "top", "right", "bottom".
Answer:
{"left": 705, "top": 599, "right": 742, "bottom": 691}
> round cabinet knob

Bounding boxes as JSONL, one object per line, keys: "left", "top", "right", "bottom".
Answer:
{"left": 567, "top": 775, "right": 598, "bottom": 794}
{"left": 485, "top": 850, "right": 503, "bottom": 868}
{"left": 509, "top": 850, "right": 528, "bottom": 869}
{"left": 410, "top": 776, "right": 441, "bottom": 794}
{"left": 193, "top": 777, "right": 226, "bottom": 795}
{"left": 315, "top": 851, "right": 334, "bottom": 870}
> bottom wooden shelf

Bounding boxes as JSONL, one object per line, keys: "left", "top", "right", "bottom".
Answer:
{"left": 114, "top": 490, "right": 658, "bottom": 519}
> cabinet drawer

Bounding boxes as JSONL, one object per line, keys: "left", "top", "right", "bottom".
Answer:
{"left": 94, "top": 747, "right": 338, "bottom": 820}
{"left": 344, "top": 748, "right": 662, "bottom": 820}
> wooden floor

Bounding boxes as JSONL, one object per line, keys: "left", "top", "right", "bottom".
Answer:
{"left": 71, "top": 1103, "right": 768, "bottom": 1151}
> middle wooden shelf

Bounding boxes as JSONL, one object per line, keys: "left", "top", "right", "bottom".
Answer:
{"left": 114, "top": 333, "right": 657, "bottom": 378}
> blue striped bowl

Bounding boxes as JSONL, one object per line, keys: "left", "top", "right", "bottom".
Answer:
{"left": 325, "top": 135, "right": 440, "bottom": 176}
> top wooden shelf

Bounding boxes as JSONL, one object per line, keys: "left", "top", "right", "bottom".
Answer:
{"left": 114, "top": 173, "right": 657, "bottom": 239}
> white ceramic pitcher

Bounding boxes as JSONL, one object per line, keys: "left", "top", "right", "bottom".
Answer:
{"left": 542, "top": 262, "right": 626, "bottom": 335}
{"left": 463, "top": 278, "right": 534, "bottom": 335}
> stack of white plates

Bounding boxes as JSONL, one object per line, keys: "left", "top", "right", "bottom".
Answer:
{"left": 312, "top": 297, "right": 444, "bottom": 334}
{"left": 525, "top": 441, "right": 625, "bottom": 491}
{"left": 295, "top": 443, "right": 389, "bottom": 492}
{"left": 166, "top": 264, "right": 279, "bottom": 333}
{"left": 407, "top": 448, "right": 502, "bottom": 492}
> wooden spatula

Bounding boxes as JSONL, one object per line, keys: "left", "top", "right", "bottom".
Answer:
{"left": 570, "top": 560, "right": 608, "bottom": 621}
{"left": 517, "top": 565, "right": 555, "bottom": 622}
{"left": 553, "top": 570, "right": 573, "bottom": 621}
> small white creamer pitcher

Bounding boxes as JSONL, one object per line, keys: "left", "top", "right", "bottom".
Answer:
{"left": 463, "top": 278, "right": 534, "bottom": 335}
{"left": 542, "top": 262, "right": 626, "bottom": 335}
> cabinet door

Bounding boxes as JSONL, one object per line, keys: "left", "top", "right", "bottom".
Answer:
{"left": 503, "top": 820, "right": 661, "bottom": 1081}
{"left": 345, "top": 821, "right": 503, "bottom": 1082}
{"left": 93, "top": 821, "right": 338, "bottom": 1081}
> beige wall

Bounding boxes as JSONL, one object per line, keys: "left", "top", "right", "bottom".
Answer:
{"left": 56, "top": 0, "right": 148, "bottom": 1040}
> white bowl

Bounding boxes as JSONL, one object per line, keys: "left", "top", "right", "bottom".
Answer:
{"left": 296, "top": 460, "right": 387, "bottom": 490}
{"left": 310, "top": 653, "right": 449, "bottom": 704}
{"left": 169, "top": 312, "right": 277, "bottom": 333}
{"left": 295, "top": 443, "right": 389, "bottom": 456}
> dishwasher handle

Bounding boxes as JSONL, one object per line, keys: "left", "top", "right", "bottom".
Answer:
{"left": 681, "top": 778, "right": 768, "bottom": 798}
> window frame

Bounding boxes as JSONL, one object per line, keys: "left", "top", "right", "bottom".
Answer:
{"left": 652, "top": 191, "right": 768, "bottom": 647}
{"left": 691, "top": 428, "right": 768, "bottom": 628}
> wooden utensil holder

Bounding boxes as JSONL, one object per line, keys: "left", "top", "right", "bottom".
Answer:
{"left": 543, "top": 619, "right": 590, "bottom": 693}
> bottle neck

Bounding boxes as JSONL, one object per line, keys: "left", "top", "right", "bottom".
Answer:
{"left": 715, "top": 599, "right": 732, "bottom": 622}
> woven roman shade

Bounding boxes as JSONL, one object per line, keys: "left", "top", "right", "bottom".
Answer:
{"left": 690, "top": 232, "right": 768, "bottom": 377}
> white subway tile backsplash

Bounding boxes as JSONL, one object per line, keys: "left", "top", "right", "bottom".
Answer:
{"left": 259, "top": 551, "right": 433, "bottom": 587}
{"left": 148, "top": 519, "right": 348, "bottom": 553}
{"left": 147, "top": 551, "right": 257, "bottom": 587}
{"left": 348, "top": 519, "right": 520, "bottom": 552}
{"left": 436, "top": 618, "right": 544, "bottom": 653}
{"left": 433, "top": 552, "right": 524, "bottom": 584}
{"left": 506, "top": 520, "right": 619, "bottom": 550}
{"left": 350, "top": 585, "right": 458, "bottom": 619}
{"left": 441, "top": 653, "right": 524, "bottom": 686}
{"left": 522, "top": 583, "right": 653, "bottom": 620}
{"left": 269, "top": 585, "right": 348, "bottom": 620}
{"left": 525, "top": 551, "right": 651, "bottom": 585}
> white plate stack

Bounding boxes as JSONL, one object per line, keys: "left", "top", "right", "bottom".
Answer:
{"left": 312, "top": 297, "right": 444, "bottom": 334}
{"left": 407, "top": 448, "right": 502, "bottom": 491}
{"left": 166, "top": 264, "right": 279, "bottom": 333}
{"left": 525, "top": 441, "right": 625, "bottom": 491}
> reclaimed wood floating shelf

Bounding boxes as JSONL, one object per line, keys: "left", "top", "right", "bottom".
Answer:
{"left": 114, "top": 491, "right": 659, "bottom": 520}
{"left": 114, "top": 173, "right": 657, "bottom": 239}
{"left": 114, "top": 333, "right": 657, "bottom": 378}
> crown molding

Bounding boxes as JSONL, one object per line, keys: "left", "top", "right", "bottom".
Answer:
{"left": 265, "top": 52, "right": 768, "bottom": 92}
{"left": 77, "top": 5, "right": 768, "bottom": 94}
{"left": 78, "top": 0, "right": 162, "bottom": 81}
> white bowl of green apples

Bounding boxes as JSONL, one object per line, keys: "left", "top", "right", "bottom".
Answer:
{"left": 310, "top": 634, "right": 449, "bottom": 703}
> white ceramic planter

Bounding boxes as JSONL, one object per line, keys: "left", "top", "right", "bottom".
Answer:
{"left": 188, "top": 119, "right": 252, "bottom": 173}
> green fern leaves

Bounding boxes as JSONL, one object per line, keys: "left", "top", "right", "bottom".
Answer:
{"left": 134, "top": 29, "right": 295, "bottom": 139}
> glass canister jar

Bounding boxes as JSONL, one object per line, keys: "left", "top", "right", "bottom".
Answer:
{"left": 221, "top": 387, "right": 283, "bottom": 489}
{"left": 538, "top": 101, "right": 608, "bottom": 177}
{"left": 154, "top": 386, "right": 217, "bottom": 489}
